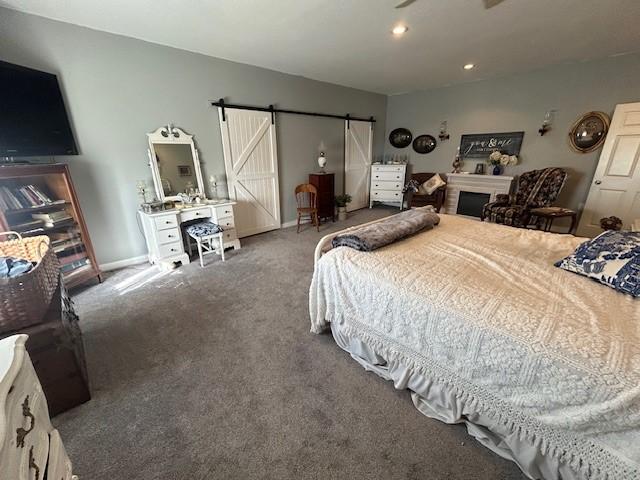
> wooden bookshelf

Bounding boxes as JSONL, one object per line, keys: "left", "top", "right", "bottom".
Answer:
{"left": 0, "top": 163, "right": 102, "bottom": 289}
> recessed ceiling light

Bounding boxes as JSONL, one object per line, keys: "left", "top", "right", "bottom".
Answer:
{"left": 392, "top": 25, "right": 408, "bottom": 35}
{"left": 463, "top": 63, "right": 475, "bottom": 70}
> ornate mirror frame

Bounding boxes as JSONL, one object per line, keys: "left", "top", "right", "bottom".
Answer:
{"left": 147, "top": 125, "right": 204, "bottom": 201}
{"left": 568, "top": 111, "right": 610, "bottom": 154}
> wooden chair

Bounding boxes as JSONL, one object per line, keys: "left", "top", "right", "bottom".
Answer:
{"left": 295, "top": 183, "right": 319, "bottom": 233}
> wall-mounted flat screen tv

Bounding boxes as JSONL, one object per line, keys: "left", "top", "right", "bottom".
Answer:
{"left": 0, "top": 60, "right": 78, "bottom": 157}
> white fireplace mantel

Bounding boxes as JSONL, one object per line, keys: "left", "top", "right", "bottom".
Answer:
{"left": 444, "top": 173, "right": 514, "bottom": 216}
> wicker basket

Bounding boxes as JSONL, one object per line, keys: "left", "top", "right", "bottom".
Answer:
{"left": 0, "top": 231, "right": 60, "bottom": 331}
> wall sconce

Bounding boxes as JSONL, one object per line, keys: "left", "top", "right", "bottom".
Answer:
{"left": 438, "top": 121, "right": 450, "bottom": 141}
{"left": 539, "top": 110, "right": 556, "bottom": 136}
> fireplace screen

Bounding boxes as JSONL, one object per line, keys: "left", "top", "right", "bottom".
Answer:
{"left": 457, "top": 191, "right": 491, "bottom": 218}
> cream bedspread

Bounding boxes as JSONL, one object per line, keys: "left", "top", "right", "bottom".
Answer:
{"left": 310, "top": 214, "right": 640, "bottom": 479}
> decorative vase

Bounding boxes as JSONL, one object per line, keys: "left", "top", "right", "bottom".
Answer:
{"left": 318, "top": 152, "right": 327, "bottom": 172}
{"left": 492, "top": 165, "right": 502, "bottom": 175}
{"left": 338, "top": 206, "right": 347, "bottom": 221}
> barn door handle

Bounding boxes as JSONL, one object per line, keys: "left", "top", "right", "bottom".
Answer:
{"left": 594, "top": 180, "right": 602, "bottom": 185}
{"left": 16, "top": 395, "right": 35, "bottom": 448}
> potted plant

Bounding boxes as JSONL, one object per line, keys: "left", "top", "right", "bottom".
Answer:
{"left": 335, "top": 194, "right": 352, "bottom": 221}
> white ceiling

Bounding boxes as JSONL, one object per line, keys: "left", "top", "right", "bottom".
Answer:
{"left": 3, "top": 0, "right": 640, "bottom": 95}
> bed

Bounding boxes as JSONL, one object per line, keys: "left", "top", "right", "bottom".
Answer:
{"left": 309, "top": 213, "right": 640, "bottom": 480}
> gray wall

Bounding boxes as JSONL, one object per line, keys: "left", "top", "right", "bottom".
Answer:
{"left": 385, "top": 54, "right": 640, "bottom": 213}
{"left": 0, "top": 8, "right": 386, "bottom": 265}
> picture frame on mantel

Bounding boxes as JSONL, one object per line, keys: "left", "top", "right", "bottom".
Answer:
{"left": 460, "top": 132, "right": 525, "bottom": 158}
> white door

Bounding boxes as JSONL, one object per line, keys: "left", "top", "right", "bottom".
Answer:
{"left": 218, "top": 108, "right": 281, "bottom": 238}
{"left": 577, "top": 102, "right": 640, "bottom": 237}
{"left": 344, "top": 120, "right": 373, "bottom": 212}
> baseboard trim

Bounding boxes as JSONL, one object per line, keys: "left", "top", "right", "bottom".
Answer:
{"left": 281, "top": 219, "right": 315, "bottom": 229}
{"left": 99, "top": 254, "right": 148, "bottom": 272}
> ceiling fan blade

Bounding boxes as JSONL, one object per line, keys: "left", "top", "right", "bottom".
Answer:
{"left": 395, "top": 0, "right": 417, "bottom": 8}
{"left": 483, "top": 0, "right": 506, "bottom": 8}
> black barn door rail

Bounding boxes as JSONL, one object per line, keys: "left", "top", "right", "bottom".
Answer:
{"left": 212, "top": 98, "right": 375, "bottom": 126}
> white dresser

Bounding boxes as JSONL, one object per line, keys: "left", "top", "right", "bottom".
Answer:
{"left": 139, "top": 201, "right": 241, "bottom": 266}
{"left": 0, "top": 335, "right": 76, "bottom": 480}
{"left": 369, "top": 164, "right": 407, "bottom": 209}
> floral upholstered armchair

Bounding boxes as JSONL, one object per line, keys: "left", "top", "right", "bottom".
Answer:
{"left": 481, "top": 167, "right": 567, "bottom": 228}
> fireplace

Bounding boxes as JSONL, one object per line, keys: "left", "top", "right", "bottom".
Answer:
{"left": 456, "top": 191, "right": 491, "bottom": 218}
{"left": 443, "top": 173, "right": 514, "bottom": 218}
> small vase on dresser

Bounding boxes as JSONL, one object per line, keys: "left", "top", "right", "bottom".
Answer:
{"left": 0, "top": 335, "right": 77, "bottom": 479}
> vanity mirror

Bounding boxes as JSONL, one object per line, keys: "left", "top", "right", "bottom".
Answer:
{"left": 147, "top": 124, "right": 205, "bottom": 201}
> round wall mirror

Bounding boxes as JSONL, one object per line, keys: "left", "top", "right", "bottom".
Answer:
{"left": 568, "top": 111, "right": 610, "bottom": 153}
{"left": 389, "top": 128, "right": 412, "bottom": 148}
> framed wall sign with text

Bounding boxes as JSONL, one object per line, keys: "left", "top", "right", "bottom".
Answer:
{"left": 459, "top": 131, "right": 524, "bottom": 158}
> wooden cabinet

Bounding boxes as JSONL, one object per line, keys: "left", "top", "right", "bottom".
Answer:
{"left": 0, "top": 279, "right": 91, "bottom": 417}
{"left": 0, "top": 335, "right": 77, "bottom": 480}
{"left": 0, "top": 163, "right": 101, "bottom": 289}
{"left": 309, "top": 173, "right": 335, "bottom": 222}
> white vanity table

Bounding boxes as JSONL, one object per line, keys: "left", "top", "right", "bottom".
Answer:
{"left": 139, "top": 201, "right": 240, "bottom": 266}
{"left": 139, "top": 124, "right": 240, "bottom": 267}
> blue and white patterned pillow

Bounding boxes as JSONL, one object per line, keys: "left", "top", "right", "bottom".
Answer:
{"left": 555, "top": 231, "right": 640, "bottom": 297}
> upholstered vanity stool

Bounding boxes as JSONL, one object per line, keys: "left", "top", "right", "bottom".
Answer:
{"left": 185, "top": 221, "right": 225, "bottom": 267}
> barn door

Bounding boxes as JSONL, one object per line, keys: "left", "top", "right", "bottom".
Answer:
{"left": 344, "top": 120, "right": 373, "bottom": 212}
{"left": 577, "top": 102, "right": 640, "bottom": 237}
{"left": 218, "top": 108, "right": 281, "bottom": 238}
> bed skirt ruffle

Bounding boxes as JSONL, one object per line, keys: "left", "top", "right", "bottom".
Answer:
{"left": 330, "top": 320, "right": 589, "bottom": 480}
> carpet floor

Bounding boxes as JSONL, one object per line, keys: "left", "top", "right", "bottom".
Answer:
{"left": 56, "top": 207, "right": 525, "bottom": 480}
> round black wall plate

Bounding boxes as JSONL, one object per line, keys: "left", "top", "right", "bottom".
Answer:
{"left": 389, "top": 128, "right": 413, "bottom": 148}
{"left": 412, "top": 134, "right": 437, "bottom": 154}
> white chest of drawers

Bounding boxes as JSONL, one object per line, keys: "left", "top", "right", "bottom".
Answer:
{"left": 139, "top": 201, "right": 241, "bottom": 266}
{"left": 0, "top": 335, "right": 77, "bottom": 480}
{"left": 369, "top": 164, "right": 407, "bottom": 210}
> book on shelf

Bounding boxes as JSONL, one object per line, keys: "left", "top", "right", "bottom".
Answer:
{"left": 59, "top": 251, "right": 88, "bottom": 266}
{"left": 53, "top": 240, "right": 85, "bottom": 255}
{"left": 56, "top": 245, "right": 86, "bottom": 259}
{"left": 61, "top": 257, "right": 90, "bottom": 274}
{"left": 31, "top": 210, "right": 73, "bottom": 227}
{"left": 50, "top": 231, "right": 81, "bottom": 243}
{"left": 12, "top": 219, "right": 45, "bottom": 233}
{"left": 0, "top": 184, "right": 55, "bottom": 210}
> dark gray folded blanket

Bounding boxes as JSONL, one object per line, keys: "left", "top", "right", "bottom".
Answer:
{"left": 331, "top": 208, "right": 440, "bottom": 251}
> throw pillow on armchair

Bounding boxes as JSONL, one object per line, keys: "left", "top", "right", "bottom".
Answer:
{"left": 418, "top": 173, "right": 446, "bottom": 195}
